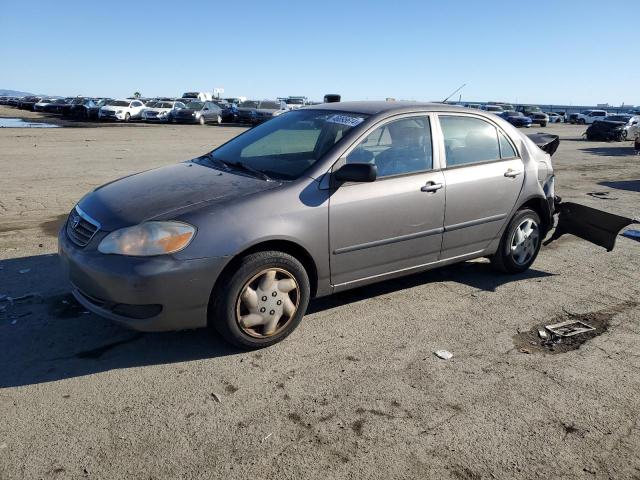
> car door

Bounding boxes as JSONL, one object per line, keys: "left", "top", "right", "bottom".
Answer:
{"left": 329, "top": 114, "right": 446, "bottom": 289}
{"left": 437, "top": 114, "right": 525, "bottom": 258}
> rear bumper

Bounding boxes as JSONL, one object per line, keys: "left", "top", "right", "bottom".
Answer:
{"left": 58, "top": 226, "right": 227, "bottom": 332}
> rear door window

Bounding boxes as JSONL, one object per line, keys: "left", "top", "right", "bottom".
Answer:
{"left": 439, "top": 116, "right": 501, "bottom": 167}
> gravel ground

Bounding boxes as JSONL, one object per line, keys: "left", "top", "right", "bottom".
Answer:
{"left": 0, "top": 106, "right": 639, "bottom": 480}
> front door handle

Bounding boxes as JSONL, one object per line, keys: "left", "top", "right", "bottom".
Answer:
{"left": 504, "top": 168, "right": 524, "bottom": 178}
{"left": 421, "top": 182, "right": 443, "bottom": 193}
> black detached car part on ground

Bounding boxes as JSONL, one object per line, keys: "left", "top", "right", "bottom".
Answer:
{"left": 585, "top": 120, "right": 626, "bottom": 142}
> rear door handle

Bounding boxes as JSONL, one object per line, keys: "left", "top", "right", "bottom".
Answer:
{"left": 504, "top": 169, "right": 524, "bottom": 178}
{"left": 421, "top": 182, "right": 443, "bottom": 193}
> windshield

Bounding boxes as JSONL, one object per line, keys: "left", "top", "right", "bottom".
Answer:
{"left": 156, "top": 102, "right": 173, "bottom": 108}
{"left": 186, "top": 101, "right": 204, "bottom": 109}
{"left": 508, "top": 112, "right": 523, "bottom": 117}
{"left": 240, "top": 100, "right": 260, "bottom": 108}
{"left": 203, "top": 109, "right": 369, "bottom": 180}
{"left": 145, "top": 101, "right": 158, "bottom": 108}
{"left": 287, "top": 98, "right": 305, "bottom": 105}
{"left": 107, "top": 100, "right": 130, "bottom": 107}
{"left": 524, "top": 106, "right": 541, "bottom": 112}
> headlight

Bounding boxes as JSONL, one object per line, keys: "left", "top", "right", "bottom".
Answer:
{"left": 158, "top": 111, "right": 167, "bottom": 117}
{"left": 98, "top": 221, "right": 196, "bottom": 256}
{"left": 195, "top": 111, "right": 201, "bottom": 117}
{"left": 117, "top": 110, "right": 123, "bottom": 114}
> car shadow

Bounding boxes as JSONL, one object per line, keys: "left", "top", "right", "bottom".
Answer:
{"left": 598, "top": 180, "right": 640, "bottom": 193}
{"left": 579, "top": 146, "right": 634, "bottom": 157}
{"left": 0, "top": 254, "right": 554, "bottom": 388}
{"left": 308, "top": 261, "right": 554, "bottom": 314}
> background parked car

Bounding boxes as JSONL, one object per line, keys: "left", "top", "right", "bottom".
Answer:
{"left": 515, "top": 105, "right": 548, "bottom": 126}
{"left": 99, "top": 99, "right": 145, "bottom": 121}
{"left": 181, "top": 91, "right": 213, "bottom": 102}
{"left": 546, "top": 112, "right": 563, "bottom": 123}
{"left": 499, "top": 111, "right": 532, "bottom": 128}
{"left": 237, "top": 100, "right": 288, "bottom": 124}
{"left": 212, "top": 100, "right": 238, "bottom": 123}
{"left": 480, "top": 104, "right": 504, "bottom": 113}
{"left": 624, "top": 115, "right": 640, "bottom": 140}
{"left": 33, "top": 97, "right": 61, "bottom": 112}
{"left": 18, "top": 96, "right": 42, "bottom": 110}
{"left": 142, "top": 100, "right": 186, "bottom": 122}
{"left": 67, "top": 98, "right": 111, "bottom": 120}
{"left": 172, "top": 101, "right": 222, "bottom": 125}
{"left": 585, "top": 119, "right": 627, "bottom": 141}
{"left": 572, "top": 109, "right": 607, "bottom": 125}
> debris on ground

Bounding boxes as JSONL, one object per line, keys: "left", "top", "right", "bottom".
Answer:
{"left": 211, "top": 393, "right": 222, "bottom": 403}
{"left": 587, "top": 191, "right": 617, "bottom": 200}
{"left": 546, "top": 320, "right": 595, "bottom": 337}
{"left": 513, "top": 301, "right": 637, "bottom": 354}
{"left": 434, "top": 350, "right": 453, "bottom": 360}
{"left": 261, "top": 433, "right": 273, "bottom": 442}
{"left": 622, "top": 230, "right": 640, "bottom": 242}
{"left": 18, "top": 269, "right": 31, "bottom": 274}
{"left": 538, "top": 328, "right": 549, "bottom": 340}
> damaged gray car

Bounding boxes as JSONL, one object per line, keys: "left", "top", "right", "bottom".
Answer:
{"left": 58, "top": 102, "right": 635, "bottom": 348}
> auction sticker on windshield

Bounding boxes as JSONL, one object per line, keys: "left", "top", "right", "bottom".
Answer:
{"left": 326, "top": 114, "right": 365, "bottom": 127}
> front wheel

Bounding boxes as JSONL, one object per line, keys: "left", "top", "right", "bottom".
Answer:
{"left": 217, "top": 115, "right": 222, "bottom": 124}
{"left": 578, "top": 119, "right": 586, "bottom": 125}
{"left": 124, "top": 112, "right": 131, "bottom": 122}
{"left": 540, "top": 122, "right": 547, "bottom": 127}
{"left": 492, "top": 209, "right": 542, "bottom": 274}
{"left": 211, "top": 251, "right": 311, "bottom": 349}
{"left": 199, "top": 115, "right": 206, "bottom": 125}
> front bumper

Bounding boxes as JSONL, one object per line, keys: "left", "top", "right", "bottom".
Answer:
{"left": 58, "top": 226, "right": 227, "bottom": 332}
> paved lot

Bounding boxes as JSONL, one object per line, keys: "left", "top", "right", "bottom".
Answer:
{"left": 1, "top": 106, "right": 639, "bottom": 479}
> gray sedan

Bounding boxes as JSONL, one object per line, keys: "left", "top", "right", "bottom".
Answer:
{"left": 59, "top": 102, "right": 599, "bottom": 348}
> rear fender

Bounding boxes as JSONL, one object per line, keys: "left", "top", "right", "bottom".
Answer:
{"left": 545, "top": 201, "right": 638, "bottom": 251}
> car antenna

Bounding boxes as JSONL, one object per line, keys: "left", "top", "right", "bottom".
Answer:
{"left": 442, "top": 83, "right": 466, "bottom": 104}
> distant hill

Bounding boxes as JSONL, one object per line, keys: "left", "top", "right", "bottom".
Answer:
{"left": 0, "top": 89, "right": 35, "bottom": 97}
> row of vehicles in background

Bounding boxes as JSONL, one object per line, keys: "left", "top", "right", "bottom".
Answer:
{"left": 0, "top": 93, "right": 311, "bottom": 125}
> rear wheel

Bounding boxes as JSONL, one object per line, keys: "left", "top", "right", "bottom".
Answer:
{"left": 211, "top": 251, "right": 310, "bottom": 349}
{"left": 578, "top": 119, "right": 586, "bottom": 125}
{"left": 540, "top": 121, "right": 547, "bottom": 127}
{"left": 492, "top": 209, "right": 542, "bottom": 274}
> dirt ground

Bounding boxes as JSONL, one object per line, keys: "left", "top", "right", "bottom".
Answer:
{"left": 1, "top": 106, "right": 639, "bottom": 480}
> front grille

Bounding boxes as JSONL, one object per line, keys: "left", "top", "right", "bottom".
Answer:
{"left": 66, "top": 207, "right": 100, "bottom": 247}
{"left": 146, "top": 111, "right": 158, "bottom": 117}
{"left": 101, "top": 110, "right": 116, "bottom": 117}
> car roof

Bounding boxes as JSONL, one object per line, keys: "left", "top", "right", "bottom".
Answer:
{"left": 302, "top": 101, "right": 480, "bottom": 116}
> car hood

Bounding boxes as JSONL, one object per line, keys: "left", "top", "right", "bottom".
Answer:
{"left": 78, "top": 160, "right": 279, "bottom": 231}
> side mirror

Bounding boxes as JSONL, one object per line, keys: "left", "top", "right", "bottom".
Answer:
{"left": 334, "top": 163, "right": 377, "bottom": 183}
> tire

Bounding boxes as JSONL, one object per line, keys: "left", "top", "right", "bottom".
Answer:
{"left": 217, "top": 115, "right": 222, "bottom": 125}
{"left": 199, "top": 115, "right": 206, "bottom": 125}
{"left": 491, "top": 208, "right": 542, "bottom": 274}
{"left": 211, "top": 251, "right": 311, "bottom": 349}
{"left": 578, "top": 119, "right": 585, "bottom": 125}
{"left": 540, "top": 122, "right": 547, "bottom": 127}
{"left": 621, "top": 131, "right": 628, "bottom": 141}
{"left": 124, "top": 112, "right": 131, "bottom": 122}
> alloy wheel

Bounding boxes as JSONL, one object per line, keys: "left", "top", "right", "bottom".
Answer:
{"left": 510, "top": 218, "right": 540, "bottom": 266}
{"left": 235, "top": 268, "right": 300, "bottom": 338}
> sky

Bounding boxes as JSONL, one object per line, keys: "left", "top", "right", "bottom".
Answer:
{"left": 0, "top": 0, "right": 637, "bottom": 106}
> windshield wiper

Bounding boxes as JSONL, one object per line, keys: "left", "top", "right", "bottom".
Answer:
{"left": 202, "top": 153, "right": 273, "bottom": 181}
